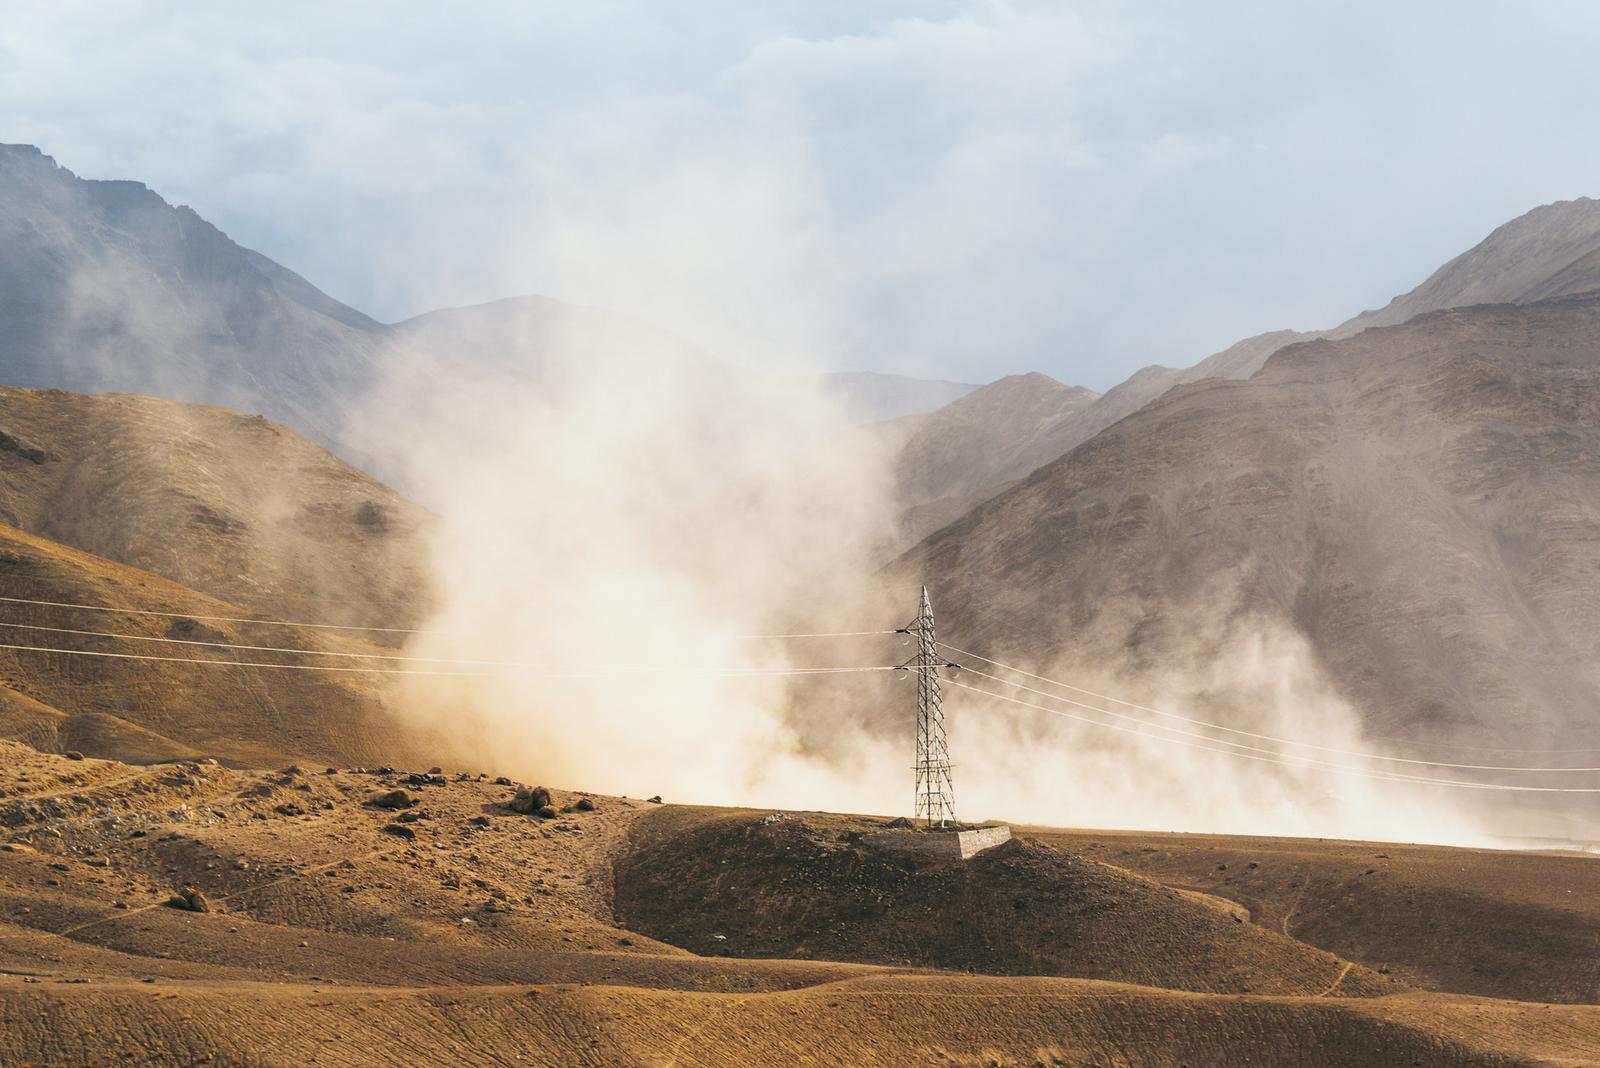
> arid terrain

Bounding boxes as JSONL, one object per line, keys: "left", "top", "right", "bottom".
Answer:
{"left": 4, "top": 142, "right": 1600, "bottom": 1066}
{"left": 0, "top": 743, "right": 1597, "bottom": 1066}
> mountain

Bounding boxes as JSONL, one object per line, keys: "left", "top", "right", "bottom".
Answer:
{"left": 888, "top": 198, "right": 1600, "bottom": 537}
{"left": 0, "top": 143, "right": 388, "bottom": 454}
{"left": 895, "top": 295, "right": 1600, "bottom": 751}
{"left": 1336, "top": 197, "right": 1600, "bottom": 336}
{"left": 0, "top": 385, "right": 431, "bottom": 628}
{"left": 874, "top": 373, "right": 1100, "bottom": 542}
{"left": 818, "top": 371, "right": 980, "bottom": 422}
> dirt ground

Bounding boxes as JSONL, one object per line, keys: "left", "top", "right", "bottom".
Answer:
{"left": 2, "top": 743, "right": 1598, "bottom": 1066}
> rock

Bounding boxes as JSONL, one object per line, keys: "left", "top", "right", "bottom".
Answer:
{"left": 64, "top": 750, "right": 85, "bottom": 761}
{"left": 381, "top": 824, "right": 416, "bottom": 840}
{"left": 535, "top": 806, "right": 558, "bottom": 820}
{"left": 647, "top": 795, "right": 663, "bottom": 804}
{"left": 428, "top": 766, "right": 443, "bottom": 775}
{"left": 468, "top": 815, "right": 492, "bottom": 827}
{"left": 508, "top": 786, "right": 551, "bottom": 815}
{"left": 882, "top": 816, "right": 915, "bottom": 829}
{"left": 370, "top": 790, "right": 414, "bottom": 810}
{"left": 493, "top": 776, "right": 512, "bottom": 786}
{"left": 574, "top": 797, "right": 597, "bottom": 812}
{"left": 169, "top": 886, "right": 211, "bottom": 913}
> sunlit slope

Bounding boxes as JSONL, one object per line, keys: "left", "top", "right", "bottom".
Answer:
{"left": 898, "top": 296, "right": 1600, "bottom": 753}
{"left": 0, "top": 384, "right": 432, "bottom": 628}
{"left": 0, "top": 522, "right": 431, "bottom": 767}
{"left": 1040, "top": 828, "right": 1600, "bottom": 1005}
{"left": 2, "top": 745, "right": 1599, "bottom": 1066}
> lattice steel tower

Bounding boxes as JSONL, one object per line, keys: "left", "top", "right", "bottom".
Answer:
{"left": 906, "top": 585, "right": 956, "bottom": 827}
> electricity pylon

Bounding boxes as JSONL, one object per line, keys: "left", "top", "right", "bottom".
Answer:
{"left": 903, "top": 585, "right": 956, "bottom": 827}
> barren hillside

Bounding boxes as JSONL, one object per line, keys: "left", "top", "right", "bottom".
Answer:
{"left": 0, "top": 385, "right": 431, "bottom": 627}
{"left": 893, "top": 197, "right": 1600, "bottom": 531}
{"left": 896, "top": 296, "right": 1600, "bottom": 753}
{"left": 2, "top": 743, "right": 1597, "bottom": 1066}
{"left": 0, "top": 522, "right": 435, "bottom": 768}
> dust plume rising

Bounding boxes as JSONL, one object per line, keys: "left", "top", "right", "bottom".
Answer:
{"left": 355, "top": 316, "right": 909, "bottom": 812}
{"left": 948, "top": 618, "right": 1494, "bottom": 846}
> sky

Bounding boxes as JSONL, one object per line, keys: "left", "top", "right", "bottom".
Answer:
{"left": 4, "top": 1, "right": 1600, "bottom": 390}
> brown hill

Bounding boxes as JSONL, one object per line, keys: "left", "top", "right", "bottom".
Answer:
{"left": 4, "top": 744, "right": 1599, "bottom": 1066}
{"left": 1040, "top": 827, "right": 1600, "bottom": 1006}
{"left": 0, "top": 384, "right": 430, "bottom": 627}
{"left": 0, "top": 522, "right": 432, "bottom": 768}
{"left": 614, "top": 807, "right": 1389, "bottom": 997}
{"left": 895, "top": 296, "right": 1600, "bottom": 754}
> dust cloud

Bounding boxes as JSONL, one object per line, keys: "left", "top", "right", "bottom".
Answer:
{"left": 950, "top": 620, "right": 1493, "bottom": 846}
{"left": 356, "top": 313, "right": 910, "bottom": 814}
{"left": 353, "top": 309, "right": 1500, "bottom": 846}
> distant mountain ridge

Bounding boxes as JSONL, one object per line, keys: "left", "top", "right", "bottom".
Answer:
{"left": 879, "top": 196, "right": 1600, "bottom": 547}
{"left": 0, "top": 144, "right": 975, "bottom": 464}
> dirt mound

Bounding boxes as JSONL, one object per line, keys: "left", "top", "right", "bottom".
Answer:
{"left": 614, "top": 808, "right": 1389, "bottom": 997}
{"left": 1048, "top": 828, "right": 1600, "bottom": 1005}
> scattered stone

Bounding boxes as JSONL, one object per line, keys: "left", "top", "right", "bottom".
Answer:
{"left": 395, "top": 810, "right": 424, "bottom": 824}
{"left": 168, "top": 886, "right": 211, "bottom": 913}
{"left": 64, "top": 750, "right": 85, "bottom": 761}
{"left": 381, "top": 824, "right": 417, "bottom": 841}
{"left": 199, "top": 758, "right": 219, "bottom": 766}
{"left": 508, "top": 786, "right": 552, "bottom": 815}
{"left": 468, "top": 816, "right": 492, "bottom": 827}
{"left": 370, "top": 790, "right": 414, "bottom": 810}
{"left": 274, "top": 803, "right": 307, "bottom": 817}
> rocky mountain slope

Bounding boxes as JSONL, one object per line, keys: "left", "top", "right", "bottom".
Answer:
{"left": 895, "top": 296, "right": 1600, "bottom": 752}
{"left": 0, "top": 144, "right": 386, "bottom": 454}
{"left": 874, "top": 373, "right": 1100, "bottom": 542}
{"left": 888, "top": 198, "right": 1600, "bottom": 537}
{"left": 0, "top": 144, "right": 967, "bottom": 475}
{"left": 0, "top": 385, "right": 431, "bottom": 627}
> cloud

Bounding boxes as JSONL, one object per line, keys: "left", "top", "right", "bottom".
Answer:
{"left": 5, "top": 2, "right": 1600, "bottom": 386}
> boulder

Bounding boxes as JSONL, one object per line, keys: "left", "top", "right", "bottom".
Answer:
{"left": 508, "top": 786, "right": 551, "bottom": 815}
{"left": 168, "top": 886, "right": 211, "bottom": 913}
{"left": 370, "top": 790, "right": 414, "bottom": 810}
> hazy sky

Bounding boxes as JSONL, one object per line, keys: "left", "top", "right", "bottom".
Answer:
{"left": 5, "top": 1, "right": 1600, "bottom": 389}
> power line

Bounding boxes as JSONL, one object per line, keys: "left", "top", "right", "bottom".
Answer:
{"left": 0, "top": 619, "right": 899, "bottom": 668}
{"left": 0, "top": 593, "right": 900, "bottom": 643}
{"left": 945, "top": 677, "right": 1600, "bottom": 794}
{"left": 0, "top": 640, "right": 902, "bottom": 680}
{"left": 0, "top": 594, "right": 429, "bottom": 635}
{"left": 941, "top": 644, "right": 1600, "bottom": 773}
